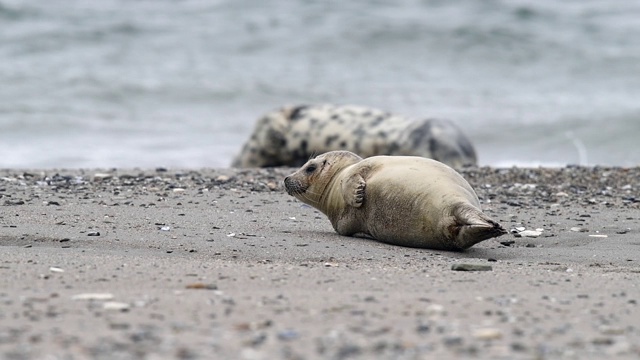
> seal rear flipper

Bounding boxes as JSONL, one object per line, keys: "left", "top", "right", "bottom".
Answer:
{"left": 341, "top": 173, "right": 366, "bottom": 208}
{"left": 449, "top": 206, "right": 507, "bottom": 250}
{"left": 455, "top": 220, "right": 507, "bottom": 249}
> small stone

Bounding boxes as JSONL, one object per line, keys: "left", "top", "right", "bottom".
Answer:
{"left": 109, "top": 323, "right": 131, "bottom": 330}
{"left": 416, "top": 324, "right": 431, "bottom": 333}
{"left": 514, "top": 230, "right": 541, "bottom": 238}
{"left": 172, "top": 188, "right": 185, "bottom": 193}
{"left": 592, "top": 337, "right": 614, "bottom": 346}
{"left": 473, "top": 328, "right": 503, "bottom": 340}
{"left": 589, "top": 234, "right": 608, "bottom": 238}
{"left": 87, "top": 231, "right": 100, "bottom": 236}
{"left": 160, "top": 226, "right": 171, "bottom": 231}
{"left": 277, "top": 329, "right": 299, "bottom": 341}
{"left": 443, "top": 336, "right": 463, "bottom": 347}
{"left": 93, "top": 173, "right": 113, "bottom": 181}
{"left": 71, "top": 293, "right": 114, "bottom": 301}
{"left": 49, "top": 267, "right": 64, "bottom": 273}
{"left": 425, "top": 304, "right": 445, "bottom": 316}
{"left": 216, "top": 175, "right": 230, "bottom": 182}
{"left": 336, "top": 345, "right": 361, "bottom": 358}
{"left": 103, "top": 301, "right": 131, "bottom": 311}
{"left": 451, "top": 264, "right": 492, "bottom": 271}
{"left": 571, "top": 227, "right": 589, "bottom": 232}
{"left": 247, "top": 333, "right": 267, "bottom": 347}
{"left": 185, "top": 283, "right": 218, "bottom": 290}
{"left": 599, "top": 326, "right": 625, "bottom": 335}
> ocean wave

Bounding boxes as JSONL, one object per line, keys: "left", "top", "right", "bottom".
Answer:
{"left": 1, "top": 0, "right": 639, "bottom": 168}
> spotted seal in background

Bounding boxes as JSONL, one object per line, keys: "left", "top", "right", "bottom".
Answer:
{"left": 283, "top": 151, "right": 505, "bottom": 250}
{"left": 231, "top": 104, "right": 477, "bottom": 168}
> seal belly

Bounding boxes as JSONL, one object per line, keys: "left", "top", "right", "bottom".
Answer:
{"left": 363, "top": 183, "right": 448, "bottom": 248}
{"left": 357, "top": 157, "right": 477, "bottom": 249}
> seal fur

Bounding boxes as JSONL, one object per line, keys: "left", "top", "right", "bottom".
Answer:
{"left": 283, "top": 151, "right": 505, "bottom": 250}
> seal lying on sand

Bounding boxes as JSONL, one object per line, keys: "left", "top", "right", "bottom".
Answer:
{"left": 232, "top": 104, "right": 477, "bottom": 169}
{"left": 284, "top": 151, "right": 505, "bottom": 250}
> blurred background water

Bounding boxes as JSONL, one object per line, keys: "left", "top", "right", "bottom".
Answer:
{"left": 1, "top": 0, "right": 639, "bottom": 169}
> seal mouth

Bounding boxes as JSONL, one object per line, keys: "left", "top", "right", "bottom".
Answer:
{"left": 283, "top": 176, "right": 307, "bottom": 196}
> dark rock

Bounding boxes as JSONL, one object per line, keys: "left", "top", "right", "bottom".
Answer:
{"left": 277, "top": 329, "right": 299, "bottom": 341}
{"left": 451, "top": 264, "right": 493, "bottom": 271}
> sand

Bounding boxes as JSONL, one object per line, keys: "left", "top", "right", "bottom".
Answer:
{"left": 1, "top": 166, "right": 639, "bottom": 359}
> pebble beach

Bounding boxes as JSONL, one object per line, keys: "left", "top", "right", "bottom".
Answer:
{"left": 1, "top": 166, "right": 639, "bottom": 359}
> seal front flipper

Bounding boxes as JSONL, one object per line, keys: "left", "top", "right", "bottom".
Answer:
{"left": 341, "top": 173, "right": 366, "bottom": 208}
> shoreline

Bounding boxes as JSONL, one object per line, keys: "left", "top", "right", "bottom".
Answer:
{"left": 1, "top": 166, "right": 639, "bottom": 359}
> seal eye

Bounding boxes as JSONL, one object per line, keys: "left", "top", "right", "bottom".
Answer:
{"left": 305, "top": 164, "right": 317, "bottom": 174}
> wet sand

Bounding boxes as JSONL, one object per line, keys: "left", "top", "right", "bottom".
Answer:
{"left": 1, "top": 166, "right": 639, "bottom": 359}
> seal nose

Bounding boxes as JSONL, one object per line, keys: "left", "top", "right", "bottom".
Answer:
{"left": 283, "top": 176, "right": 292, "bottom": 195}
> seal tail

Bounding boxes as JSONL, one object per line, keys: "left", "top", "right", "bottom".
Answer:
{"left": 449, "top": 205, "right": 507, "bottom": 250}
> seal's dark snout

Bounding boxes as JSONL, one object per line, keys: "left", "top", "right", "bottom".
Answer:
{"left": 283, "top": 176, "right": 293, "bottom": 195}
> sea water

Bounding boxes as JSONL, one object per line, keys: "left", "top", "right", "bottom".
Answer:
{"left": 1, "top": 0, "right": 639, "bottom": 168}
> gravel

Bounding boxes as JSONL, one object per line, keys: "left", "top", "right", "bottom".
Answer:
{"left": 0, "top": 166, "right": 639, "bottom": 359}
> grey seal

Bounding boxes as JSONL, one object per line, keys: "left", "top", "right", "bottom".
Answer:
{"left": 283, "top": 151, "right": 505, "bottom": 250}
{"left": 233, "top": 104, "right": 477, "bottom": 169}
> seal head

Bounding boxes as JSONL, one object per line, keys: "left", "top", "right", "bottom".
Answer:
{"left": 284, "top": 151, "right": 362, "bottom": 210}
